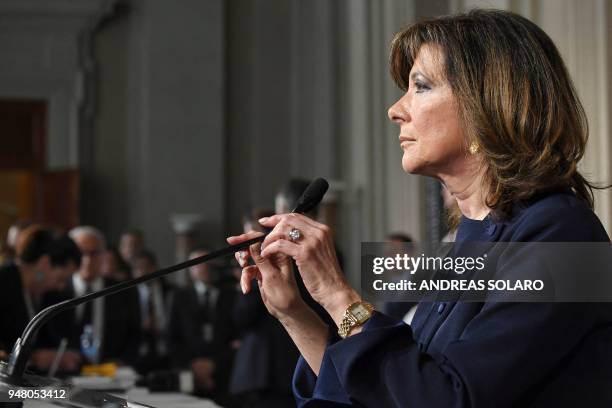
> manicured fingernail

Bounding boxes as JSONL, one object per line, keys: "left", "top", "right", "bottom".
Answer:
{"left": 258, "top": 217, "right": 269, "bottom": 223}
{"left": 241, "top": 281, "right": 246, "bottom": 294}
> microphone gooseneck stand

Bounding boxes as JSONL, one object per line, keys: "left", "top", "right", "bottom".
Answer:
{"left": 3, "top": 178, "right": 329, "bottom": 384}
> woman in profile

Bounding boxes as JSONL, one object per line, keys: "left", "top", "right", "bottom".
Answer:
{"left": 229, "top": 9, "right": 612, "bottom": 407}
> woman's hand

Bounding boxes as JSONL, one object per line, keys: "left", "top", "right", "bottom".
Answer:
{"left": 227, "top": 231, "right": 307, "bottom": 321}
{"left": 229, "top": 217, "right": 360, "bottom": 373}
{"left": 258, "top": 213, "right": 360, "bottom": 325}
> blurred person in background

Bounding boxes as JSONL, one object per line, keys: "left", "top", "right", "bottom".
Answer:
{"left": 119, "top": 229, "right": 144, "bottom": 266}
{"left": 100, "top": 246, "right": 131, "bottom": 282}
{"left": 1, "top": 219, "right": 33, "bottom": 263}
{"left": 167, "top": 248, "right": 237, "bottom": 406}
{"left": 381, "top": 233, "right": 418, "bottom": 323}
{"left": 274, "top": 179, "right": 313, "bottom": 215}
{"left": 47, "top": 234, "right": 82, "bottom": 291}
{"left": 243, "top": 208, "right": 275, "bottom": 234}
{"left": 43, "top": 226, "right": 140, "bottom": 366}
{"left": 132, "top": 249, "right": 173, "bottom": 373}
{"left": 0, "top": 226, "right": 82, "bottom": 372}
{"left": 387, "top": 232, "right": 413, "bottom": 245}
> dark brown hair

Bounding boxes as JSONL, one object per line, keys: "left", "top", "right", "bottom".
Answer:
{"left": 15, "top": 225, "right": 54, "bottom": 264}
{"left": 390, "top": 9, "right": 603, "bottom": 227}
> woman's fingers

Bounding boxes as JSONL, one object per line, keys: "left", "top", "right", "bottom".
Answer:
{"left": 240, "top": 265, "right": 261, "bottom": 294}
{"left": 261, "top": 230, "right": 292, "bottom": 251}
{"left": 228, "top": 231, "right": 269, "bottom": 294}
{"left": 228, "top": 230, "right": 265, "bottom": 266}
{"left": 261, "top": 214, "right": 325, "bottom": 250}
{"left": 227, "top": 230, "right": 265, "bottom": 245}
{"left": 234, "top": 250, "right": 249, "bottom": 267}
{"left": 228, "top": 226, "right": 306, "bottom": 320}
{"left": 259, "top": 213, "right": 322, "bottom": 231}
{"left": 247, "top": 238, "right": 266, "bottom": 264}
{"left": 260, "top": 238, "right": 300, "bottom": 258}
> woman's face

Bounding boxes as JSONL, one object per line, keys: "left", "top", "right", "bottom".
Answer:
{"left": 388, "top": 44, "right": 468, "bottom": 178}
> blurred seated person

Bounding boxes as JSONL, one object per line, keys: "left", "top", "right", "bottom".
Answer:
{"left": 1, "top": 219, "right": 32, "bottom": 263}
{"left": 34, "top": 234, "right": 83, "bottom": 366}
{"left": 47, "top": 234, "right": 82, "bottom": 291}
{"left": 42, "top": 226, "right": 140, "bottom": 367}
{"left": 242, "top": 208, "right": 275, "bottom": 234}
{"left": 0, "top": 226, "right": 82, "bottom": 372}
{"left": 167, "top": 248, "right": 236, "bottom": 404}
{"left": 132, "top": 249, "right": 173, "bottom": 373}
{"left": 119, "top": 229, "right": 144, "bottom": 266}
{"left": 100, "top": 246, "right": 131, "bottom": 282}
{"left": 382, "top": 233, "right": 419, "bottom": 324}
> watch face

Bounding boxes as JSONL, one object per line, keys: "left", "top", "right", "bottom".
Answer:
{"left": 349, "top": 303, "right": 372, "bottom": 323}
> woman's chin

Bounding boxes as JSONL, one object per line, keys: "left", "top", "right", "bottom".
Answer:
{"left": 401, "top": 156, "right": 422, "bottom": 175}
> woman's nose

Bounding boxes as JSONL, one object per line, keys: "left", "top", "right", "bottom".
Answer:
{"left": 387, "top": 94, "right": 410, "bottom": 124}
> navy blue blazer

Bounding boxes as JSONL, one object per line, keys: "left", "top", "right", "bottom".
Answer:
{"left": 293, "top": 191, "right": 612, "bottom": 407}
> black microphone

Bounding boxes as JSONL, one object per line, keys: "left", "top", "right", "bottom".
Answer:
{"left": 291, "top": 178, "right": 329, "bottom": 214}
{"left": 2, "top": 178, "right": 329, "bottom": 383}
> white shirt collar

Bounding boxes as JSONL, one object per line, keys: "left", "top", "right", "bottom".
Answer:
{"left": 194, "top": 281, "right": 208, "bottom": 296}
{"left": 72, "top": 273, "right": 103, "bottom": 296}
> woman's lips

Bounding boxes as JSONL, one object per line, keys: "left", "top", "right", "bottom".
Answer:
{"left": 399, "top": 136, "right": 416, "bottom": 145}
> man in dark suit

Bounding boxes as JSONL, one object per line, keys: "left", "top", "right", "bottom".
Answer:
{"left": 167, "top": 248, "right": 236, "bottom": 405}
{"left": 132, "top": 249, "right": 173, "bottom": 373}
{"left": 1, "top": 227, "right": 83, "bottom": 373}
{"left": 44, "top": 226, "right": 140, "bottom": 366}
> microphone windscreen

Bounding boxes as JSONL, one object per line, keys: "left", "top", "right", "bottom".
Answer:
{"left": 292, "top": 178, "right": 329, "bottom": 214}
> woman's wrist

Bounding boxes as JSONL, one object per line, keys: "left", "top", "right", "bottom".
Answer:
{"left": 276, "top": 298, "right": 329, "bottom": 375}
{"left": 275, "top": 297, "right": 311, "bottom": 325}
{"left": 320, "top": 286, "right": 362, "bottom": 328}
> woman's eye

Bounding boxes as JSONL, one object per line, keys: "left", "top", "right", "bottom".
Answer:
{"left": 414, "top": 81, "right": 430, "bottom": 93}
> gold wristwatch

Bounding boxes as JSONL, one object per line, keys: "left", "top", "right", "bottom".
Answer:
{"left": 338, "top": 301, "right": 374, "bottom": 339}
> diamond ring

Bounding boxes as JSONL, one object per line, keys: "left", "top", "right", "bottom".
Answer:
{"left": 288, "top": 228, "right": 301, "bottom": 242}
